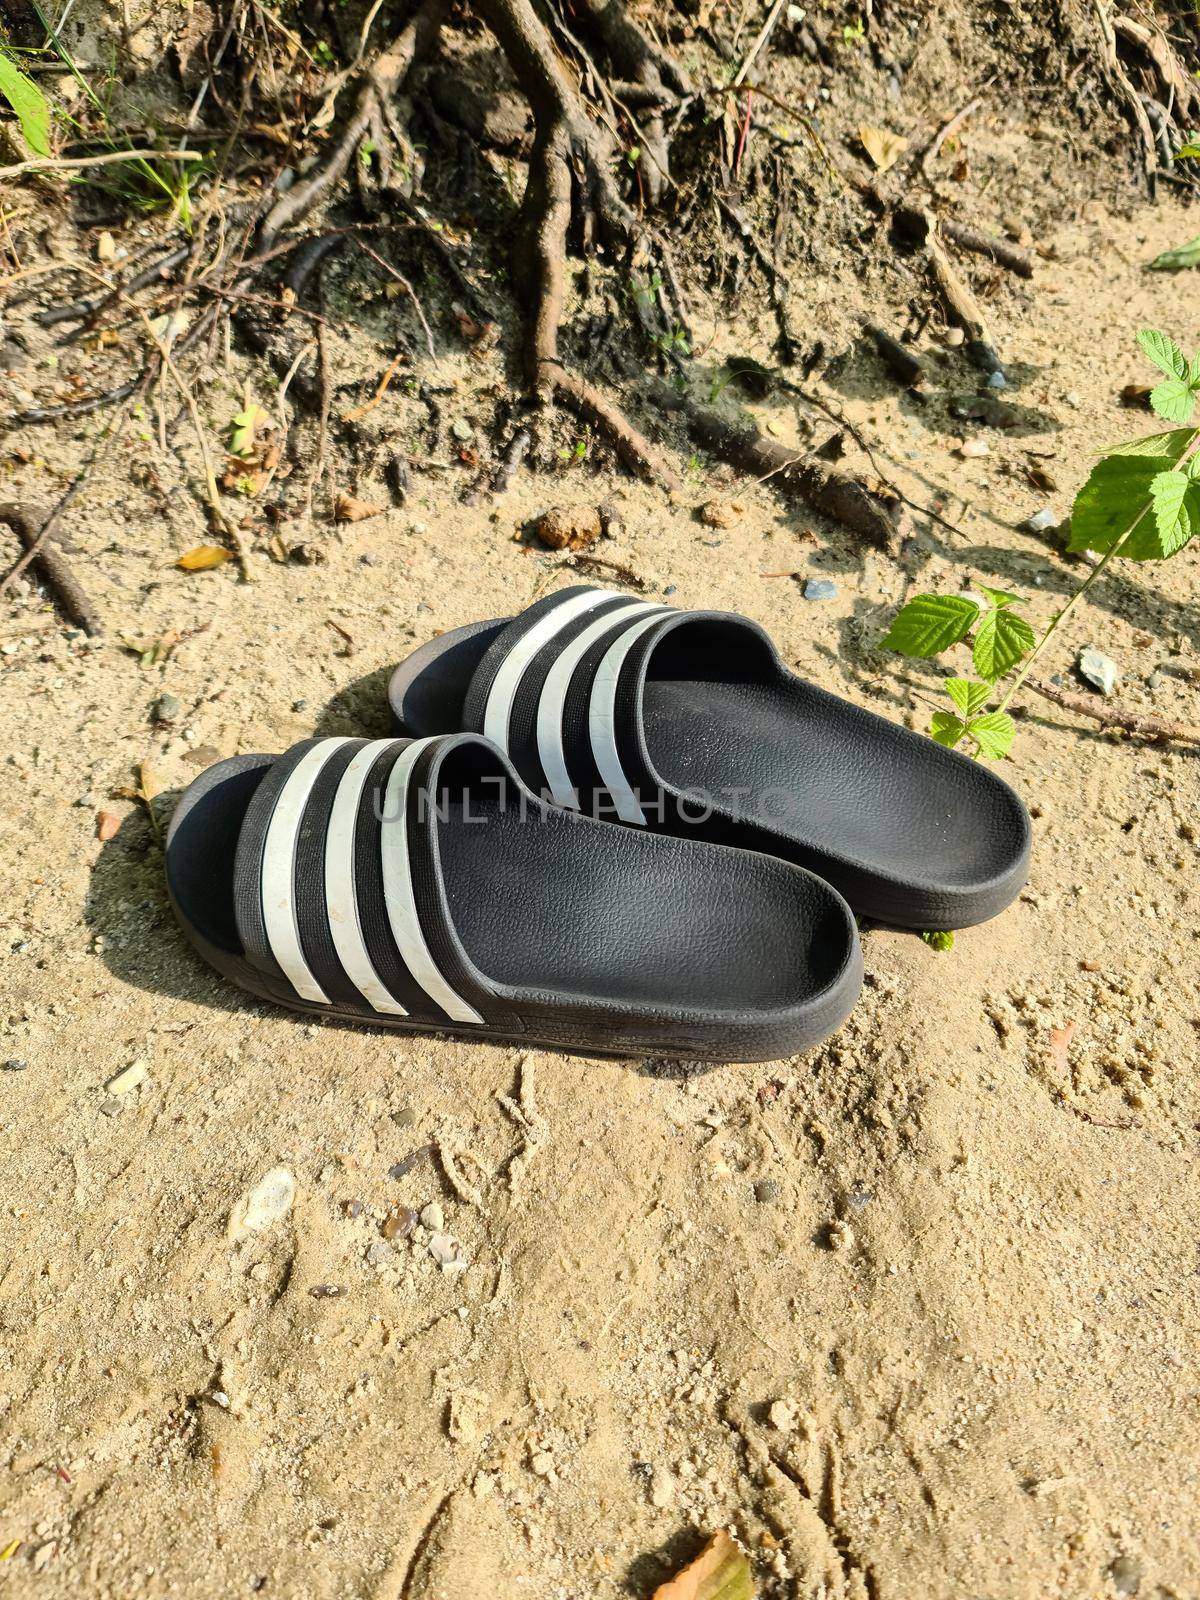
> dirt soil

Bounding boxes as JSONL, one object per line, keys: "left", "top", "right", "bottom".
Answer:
{"left": 3, "top": 3, "right": 1200, "bottom": 1594}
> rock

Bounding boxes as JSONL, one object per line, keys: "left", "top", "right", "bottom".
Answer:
{"left": 697, "top": 499, "right": 743, "bottom": 529}
{"left": 1025, "top": 508, "right": 1056, "bottom": 533}
{"left": 533, "top": 507, "right": 602, "bottom": 551}
{"left": 309, "top": 1283, "right": 344, "bottom": 1298}
{"left": 105, "top": 1060, "right": 148, "bottom": 1095}
{"left": 420, "top": 1201, "right": 445, "bottom": 1232}
{"left": 1078, "top": 647, "right": 1119, "bottom": 696}
{"left": 450, "top": 418, "right": 475, "bottom": 442}
{"left": 152, "top": 693, "right": 181, "bottom": 724}
{"left": 958, "top": 438, "right": 989, "bottom": 458}
{"left": 768, "top": 1397, "right": 800, "bottom": 1431}
{"left": 365, "top": 1240, "right": 395, "bottom": 1268}
{"left": 381, "top": 1205, "right": 416, "bottom": 1240}
{"left": 985, "top": 369, "right": 1007, "bottom": 389}
{"left": 826, "top": 1220, "right": 854, "bottom": 1251}
{"left": 428, "top": 1231, "right": 467, "bottom": 1272}
{"left": 597, "top": 501, "right": 624, "bottom": 539}
{"left": 803, "top": 578, "right": 838, "bottom": 602}
{"left": 228, "top": 1165, "right": 296, "bottom": 1240}
{"left": 2, "top": 1058, "right": 29, "bottom": 1072}
{"left": 942, "top": 327, "right": 965, "bottom": 348}
{"left": 649, "top": 1464, "right": 676, "bottom": 1508}
{"left": 754, "top": 1177, "right": 781, "bottom": 1204}
{"left": 1109, "top": 1555, "right": 1143, "bottom": 1596}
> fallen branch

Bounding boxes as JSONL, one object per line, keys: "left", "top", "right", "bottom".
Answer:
{"left": 939, "top": 218, "right": 1034, "bottom": 279}
{"left": 1027, "top": 677, "right": 1200, "bottom": 745}
{"left": 0, "top": 502, "right": 104, "bottom": 636}
{"left": 667, "top": 398, "right": 903, "bottom": 549}
{"left": 0, "top": 148, "right": 204, "bottom": 182}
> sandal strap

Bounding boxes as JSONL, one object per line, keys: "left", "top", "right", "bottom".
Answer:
{"left": 236, "top": 735, "right": 487, "bottom": 1023}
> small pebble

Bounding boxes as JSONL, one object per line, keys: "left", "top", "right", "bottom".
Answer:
{"left": 420, "top": 1201, "right": 445, "bottom": 1232}
{"left": 365, "top": 1240, "right": 395, "bottom": 1268}
{"left": 309, "top": 1284, "right": 345, "bottom": 1298}
{"left": 985, "top": 370, "right": 1007, "bottom": 390}
{"left": 754, "top": 1178, "right": 781, "bottom": 1204}
{"left": 105, "top": 1060, "right": 148, "bottom": 1095}
{"left": 450, "top": 418, "right": 475, "bottom": 442}
{"left": 2, "top": 1058, "right": 29, "bottom": 1072}
{"left": 381, "top": 1204, "right": 416, "bottom": 1240}
{"left": 803, "top": 578, "right": 838, "bottom": 602}
{"left": 827, "top": 1220, "right": 854, "bottom": 1251}
{"left": 152, "top": 692, "right": 181, "bottom": 724}
{"left": 943, "top": 327, "right": 965, "bottom": 348}
{"left": 1026, "top": 508, "right": 1056, "bottom": 533}
{"left": 1078, "top": 646, "right": 1119, "bottom": 697}
{"left": 768, "top": 1397, "right": 799, "bottom": 1431}
{"left": 958, "top": 439, "right": 989, "bottom": 459}
{"left": 1109, "top": 1554, "right": 1143, "bottom": 1596}
{"left": 229, "top": 1165, "right": 296, "bottom": 1239}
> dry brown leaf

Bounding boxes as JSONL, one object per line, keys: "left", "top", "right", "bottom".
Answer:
{"left": 652, "top": 1530, "right": 753, "bottom": 1600}
{"left": 1049, "top": 1021, "right": 1077, "bottom": 1075}
{"left": 177, "top": 544, "right": 233, "bottom": 572}
{"left": 95, "top": 810, "right": 120, "bottom": 842}
{"left": 335, "top": 493, "right": 386, "bottom": 523}
{"left": 859, "top": 123, "right": 908, "bottom": 172}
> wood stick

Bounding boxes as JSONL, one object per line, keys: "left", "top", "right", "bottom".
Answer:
{"left": 1027, "top": 677, "right": 1200, "bottom": 745}
{"left": 0, "top": 502, "right": 103, "bottom": 636}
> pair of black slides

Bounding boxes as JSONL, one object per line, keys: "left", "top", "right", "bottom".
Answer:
{"left": 166, "top": 585, "right": 1031, "bottom": 1062}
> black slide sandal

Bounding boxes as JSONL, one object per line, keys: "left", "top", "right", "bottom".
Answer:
{"left": 388, "top": 587, "right": 1032, "bottom": 930}
{"left": 165, "top": 733, "right": 862, "bottom": 1062}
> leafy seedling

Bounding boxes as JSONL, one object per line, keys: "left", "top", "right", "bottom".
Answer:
{"left": 0, "top": 45, "right": 51, "bottom": 155}
{"left": 882, "top": 328, "right": 1200, "bottom": 762}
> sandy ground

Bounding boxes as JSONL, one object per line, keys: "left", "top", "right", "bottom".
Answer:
{"left": 3, "top": 177, "right": 1200, "bottom": 1599}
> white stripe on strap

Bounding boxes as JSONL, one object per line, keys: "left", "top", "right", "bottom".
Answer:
{"left": 482, "top": 588, "right": 620, "bottom": 752}
{"left": 260, "top": 737, "right": 354, "bottom": 1004}
{"left": 324, "top": 739, "right": 409, "bottom": 1016}
{"left": 379, "top": 739, "right": 485, "bottom": 1026}
{"left": 536, "top": 599, "right": 665, "bottom": 808}
{"left": 588, "top": 611, "right": 672, "bottom": 825}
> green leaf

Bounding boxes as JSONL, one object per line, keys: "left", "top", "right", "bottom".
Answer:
{"left": 944, "top": 677, "right": 992, "bottom": 717}
{"left": 0, "top": 48, "right": 51, "bottom": 158}
{"left": 930, "top": 711, "right": 967, "bottom": 748}
{"left": 882, "top": 594, "right": 978, "bottom": 657}
{"left": 975, "top": 583, "right": 1023, "bottom": 609}
{"left": 1174, "top": 136, "right": 1200, "bottom": 160}
{"left": 1148, "top": 469, "right": 1200, "bottom": 557}
{"left": 229, "top": 402, "right": 267, "bottom": 457}
{"left": 1137, "top": 328, "right": 1189, "bottom": 381}
{"left": 1148, "top": 235, "right": 1200, "bottom": 272}
{"left": 1101, "top": 427, "right": 1194, "bottom": 458}
{"left": 1149, "top": 376, "right": 1195, "bottom": 423}
{"left": 967, "top": 710, "right": 1016, "bottom": 760}
{"left": 920, "top": 929, "right": 955, "bottom": 952}
{"left": 1068, "top": 451, "right": 1192, "bottom": 560}
{"left": 972, "top": 608, "right": 1034, "bottom": 681}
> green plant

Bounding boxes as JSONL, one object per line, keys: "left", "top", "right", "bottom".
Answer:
{"left": 884, "top": 328, "right": 1200, "bottom": 761}
{"left": 841, "top": 17, "right": 866, "bottom": 46}
{"left": 0, "top": 42, "right": 51, "bottom": 155}
{"left": 557, "top": 437, "right": 589, "bottom": 463}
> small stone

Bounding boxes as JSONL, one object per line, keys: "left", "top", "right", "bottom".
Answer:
{"left": 698, "top": 499, "right": 743, "bottom": 529}
{"left": 2, "top": 1058, "right": 29, "bottom": 1072}
{"left": 228, "top": 1165, "right": 296, "bottom": 1240}
{"left": 105, "top": 1060, "right": 148, "bottom": 1095}
{"left": 450, "top": 418, "right": 475, "bottom": 442}
{"left": 754, "top": 1178, "right": 781, "bottom": 1204}
{"left": 827, "top": 1220, "right": 854, "bottom": 1251}
{"left": 420, "top": 1201, "right": 445, "bottom": 1232}
{"left": 958, "top": 438, "right": 989, "bottom": 458}
{"left": 768, "top": 1397, "right": 799, "bottom": 1431}
{"left": 309, "top": 1284, "right": 345, "bottom": 1298}
{"left": 428, "top": 1231, "right": 462, "bottom": 1267}
{"left": 1078, "top": 647, "right": 1119, "bottom": 697}
{"left": 381, "top": 1204, "right": 416, "bottom": 1240}
{"left": 1026, "top": 508, "right": 1056, "bottom": 533}
{"left": 530, "top": 1450, "right": 556, "bottom": 1479}
{"left": 342, "top": 1198, "right": 364, "bottom": 1218}
{"left": 803, "top": 578, "right": 838, "bottom": 602}
{"left": 210, "top": 1389, "right": 231, "bottom": 1409}
{"left": 985, "top": 369, "right": 1007, "bottom": 390}
{"left": 391, "top": 1107, "right": 416, "bottom": 1128}
{"left": 1109, "top": 1554, "right": 1143, "bottom": 1596}
{"left": 942, "top": 327, "right": 965, "bottom": 348}
{"left": 152, "top": 692, "right": 181, "bottom": 724}
{"left": 365, "top": 1240, "right": 395, "bottom": 1268}
{"left": 649, "top": 1465, "right": 676, "bottom": 1508}
{"left": 533, "top": 506, "right": 602, "bottom": 551}
{"left": 1064, "top": 390, "right": 1082, "bottom": 408}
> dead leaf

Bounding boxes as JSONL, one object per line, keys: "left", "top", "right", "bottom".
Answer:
{"left": 859, "top": 123, "right": 908, "bottom": 173}
{"left": 177, "top": 544, "right": 233, "bottom": 572}
{"left": 95, "top": 810, "right": 120, "bottom": 842}
{"left": 335, "top": 493, "right": 386, "bottom": 523}
{"left": 1049, "top": 1022, "right": 1077, "bottom": 1075}
{"left": 652, "top": 1530, "right": 753, "bottom": 1600}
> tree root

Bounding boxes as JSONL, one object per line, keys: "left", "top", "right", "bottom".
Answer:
{"left": 0, "top": 502, "right": 104, "bottom": 636}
